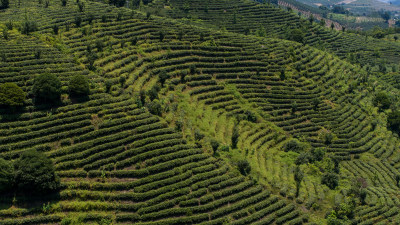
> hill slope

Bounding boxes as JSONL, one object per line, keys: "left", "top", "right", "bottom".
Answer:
{"left": 151, "top": 0, "right": 400, "bottom": 65}
{"left": 0, "top": 0, "right": 400, "bottom": 224}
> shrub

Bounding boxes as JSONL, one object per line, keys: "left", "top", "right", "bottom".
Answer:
{"left": 119, "top": 75, "right": 126, "bottom": 87}
{"left": 14, "top": 150, "right": 60, "bottom": 194}
{"left": 105, "top": 80, "right": 112, "bottom": 93}
{"left": 322, "top": 132, "right": 335, "bottom": 145}
{"left": 74, "top": 16, "right": 82, "bottom": 27}
{"left": 245, "top": 110, "right": 257, "bottom": 122}
{"left": 0, "top": 83, "right": 25, "bottom": 107}
{"left": 373, "top": 92, "right": 391, "bottom": 111}
{"left": 147, "top": 84, "right": 160, "bottom": 101}
{"left": 69, "top": 74, "right": 90, "bottom": 97}
{"left": 360, "top": 189, "right": 367, "bottom": 205}
{"left": 294, "top": 166, "right": 303, "bottom": 197}
{"left": 311, "top": 148, "right": 326, "bottom": 161}
{"left": 2, "top": 27, "right": 8, "bottom": 40}
{"left": 282, "top": 139, "right": 303, "bottom": 153}
{"left": 339, "top": 203, "right": 355, "bottom": 219}
{"left": 33, "top": 73, "right": 62, "bottom": 104}
{"left": 322, "top": 173, "right": 339, "bottom": 190}
{"left": 95, "top": 39, "right": 104, "bottom": 52}
{"left": 116, "top": 12, "right": 123, "bottom": 21}
{"left": 175, "top": 119, "right": 183, "bottom": 132}
{"left": 210, "top": 139, "right": 220, "bottom": 153}
{"left": 0, "top": 158, "right": 14, "bottom": 193}
{"left": 280, "top": 69, "right": 286, "bottom": 80}
{"left": 5, "top": 20, "right": 13, "bottom": 30}
{"left": 20, "top": 19, "right": 38, "bottom": 35}
{"left": 190, "top": 65, "right": 196, "bottom": 75}
{"left": 52, "top": 24, "right": 59, "bottom": 35}
{"left": 295, "top": 152, "right": 313, "bottom": 165}
{"left": 78, "top": 2, "right": 84, "bottom": 12}
{"left": 289, "top": 29, "right": 304, "bottom": 43}
{"left": 291, "top": 101, "right": 297, "bottom": 114}
{"left": 101, "top": 14, "right": 107, "bottom": 23}
{"left": 237, "top": 160, "right": 251, "bottom": 176}
{"left": 34, "top": 49, "right": 41, "bottom": 59}
{"left": 87, "top": 52, "right": 97, "bottom": 71}
{"left": 387, "top": 110, "right": 400, "bottom": 134}
{"left": 131, "top": 37, "right": 138, "bottom": 46}
{"left": 326, "top": 210, "right": 341, "bottom": 225}
{"left": 313, "top": 98, "right": 320, "bottom": 111}
{"left": 87, "top": 13, "right": 94, "bottom": 24}
{"left": 159, "top": 30, "right": 165, "bottom": 42}
{"left": 231, "top": 125, "right": 239, "bottom": 149}
{"left": 395, "top": 174, "right": 400, "bottom": 187}
{"left": 109, "top": 0, "right": 125, "bottom": 7}
{"left": 147, "top": 100, "right": 162, "bottom": 116}
{"left": 61, "top": 0, "right": 67, "bottom": 6}
{"left": 159, "top": 70, "right": 168, "bottom": 87}
{"left": 194, "top": 128, "right": 204, "bottom": 141}
{"left": 220, "top": 145, "right": 229, "bottom": 152}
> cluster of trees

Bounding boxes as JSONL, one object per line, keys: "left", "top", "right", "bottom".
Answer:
{"left": 108, "top": 0, "right": 153, "bottom": 8}
{"left": 351, "top": 26, "right": 400, "bottom": 40}
{"left": 326, "top": 178, "right": 369, "bottom": 224}
{"left": 283, "top": 139, "right": 340, "bottom": 191}
{"left": 0, "top": 73, "right": 90, "bottom": 110}
{"left": 332, "top": 5, "right": 349, "bottom": 15}
{"left": 0, "top": 150, "right": 60, "bottom": 196}
{"left": 33, "top": 73, "right": 90, "bottom": 104}
{"left": 370, "top": 92, "right": 400, "bottom": 136}
{"left": 326, "top": 200, "right": 356, "bottom": 225}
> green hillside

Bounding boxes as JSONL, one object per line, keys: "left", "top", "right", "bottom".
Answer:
{"left": 150, "top": 0, "right": 400, "bottom": 65}
{"left": 0, "top": 0, "right": 400, "bottom": 224}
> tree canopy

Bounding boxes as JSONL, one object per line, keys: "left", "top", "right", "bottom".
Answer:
{"left": 14, "top": 150, "right": 60, "bottom": 194}
{"left": 289, "top": 29, "right": 304, "bottom": 43}
{"left": 32, "top": 73, "right": 62, "bottom": 103}
{"left": 69, "top": 74, "right": 90, "bottom": 97}
{"left": 373, "top": 92, "right": 391, "bottom": 110}
{"left": 0, "top": 158, "right": 13, "bottom": 193}
{"left": 0, "top": 82, "right": 25, "bottom": 107}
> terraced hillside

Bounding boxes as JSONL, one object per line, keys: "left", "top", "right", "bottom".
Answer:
{"left": 150, "top": 0, "right": 400, "bottom": 65}
{"left": 1, "top": 0, "right": 400, "bottom": 224}
{"left": 0, "top": 28, "right": 307, "bottom": 225}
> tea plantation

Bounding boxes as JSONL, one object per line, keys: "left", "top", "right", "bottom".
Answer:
{"left": 0, "top": 0, "right": 400, "bottom": 224}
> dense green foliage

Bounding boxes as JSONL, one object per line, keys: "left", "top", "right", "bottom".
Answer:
{"left": 373, "top": 92, "right": 391, "bottom": 110}
{"left": 14, "top": 150, "right": 60, "bottom": 194}
{"left": 0, "top": 158, "right": 13, "bottom": 193}
{"left": 388, "top": 110, "right": 400, "bottom": 134}
{"left": 237, "top": 160, "right": 251, "bottom": 176}
{"left": 322, "top": 173, "right": 339, "bottom": 190}
{"left": 32, "top": 73, "right": 62, "bottom": 103}
{"left": 0, "top": 82, "right": 25, "bottom": 107}
{"left": 282, "top": 139, "right": 303, "bottom": 153}
{"left": 68, "top": 74, "right": 90, "bottom": 97}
